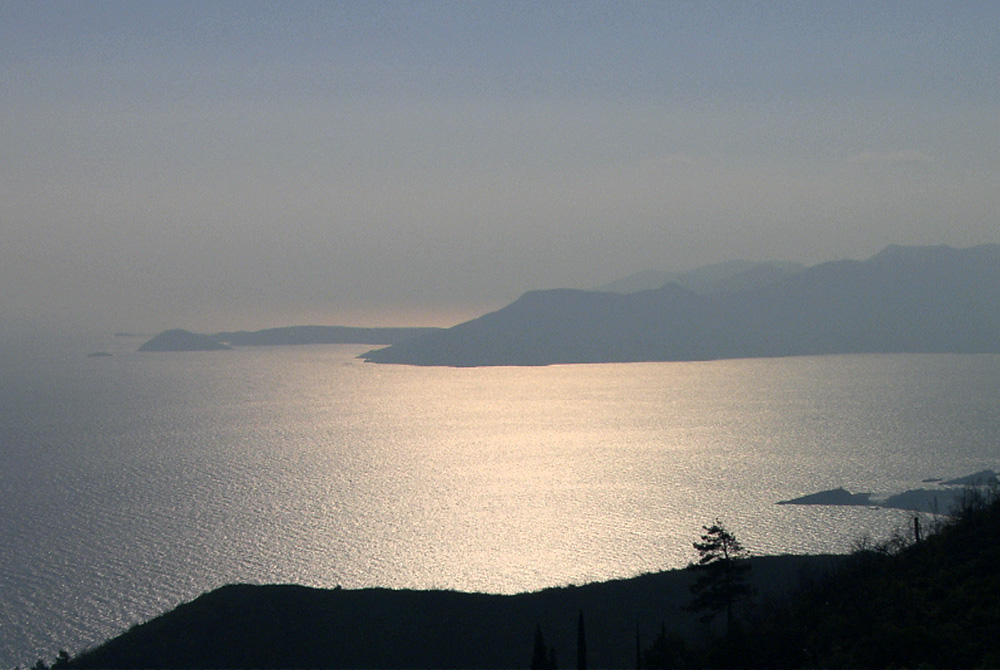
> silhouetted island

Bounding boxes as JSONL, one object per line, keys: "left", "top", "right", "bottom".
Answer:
{"left": 138, "top": 326, "right": 443, "bottom": 352}
{"left": 363, "top": 244, "right": 1000, "bottom": 366}
{"left": 138, "top": 329, "right": 232, "bottom": 352}
{"left": 212, "top": 325, "right": 442, "bottom": 346}
{"left": 777, "top": 487, "right": 873, "bottom": 506}
{"left": 139, "top": 326, "right": 442, "bottom": 351}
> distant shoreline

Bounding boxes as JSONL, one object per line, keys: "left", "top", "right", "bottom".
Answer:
{"left": 136, "top": 325, "right": 443, "bottom": 352}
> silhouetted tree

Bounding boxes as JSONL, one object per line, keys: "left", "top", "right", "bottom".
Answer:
{"left": 686, "top": 520, "right": 754, "bottom": 633}
{"left": 636, "top": 625, "right": 642, "bottom": 670}
{"left": 531, "top": 624, "right": 547, "bottom": 670}
{"left": 531, "top": 623, "right": 557, "bottom": 670}
{"left": 642, "top": 622, "right": 688, "bottom": 669}
{"left": 576, "top": 610, "right": 587, "bottom": 670}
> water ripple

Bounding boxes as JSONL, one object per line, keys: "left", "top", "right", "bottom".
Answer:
{"left": 2, "top": 348, "right": 998, "bottom": 666}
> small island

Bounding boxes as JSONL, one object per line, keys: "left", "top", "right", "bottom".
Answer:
{"left": 776, "top": 487, "right": 873, "bottom": 506}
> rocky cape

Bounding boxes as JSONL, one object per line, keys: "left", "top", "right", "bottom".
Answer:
{"left": 778, "top": 470, "right": 998, "bottom": 512}
{"left": 363, "top": 244, "right": 1000, "bottom": 366}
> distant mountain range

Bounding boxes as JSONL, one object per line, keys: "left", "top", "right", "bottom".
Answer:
{"left": 594, "top": 259, "right": 805, "bottom": 295}
{"left": 363, "top": 244, "right": 1000, "bottom": 366}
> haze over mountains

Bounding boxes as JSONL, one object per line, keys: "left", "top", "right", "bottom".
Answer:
{"left": 136, "top": 244, "right": 1000, "bottom": 364}
{"left": 594, "top": 259, "right": 805, "bottom": 295}
{"left": 362, "top": 244, "right": 1000, "bottom": 366}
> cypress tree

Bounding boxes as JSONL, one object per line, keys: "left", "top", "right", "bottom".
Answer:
{"left": 531, "top": 624, "right": 549, "bottom": 670}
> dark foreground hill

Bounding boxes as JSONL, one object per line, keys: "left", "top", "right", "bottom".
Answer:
{"left": 68, "top": 555, "right": 835, "bottom": 669}
{"left": 61, "top": 489, "right": 1000, "bottom": 668}
{"left": 364, "top": 244, "right": 1000, "bottom": 366}
{"left": 727, "top": 489, "right": 1000, "bottom": 669}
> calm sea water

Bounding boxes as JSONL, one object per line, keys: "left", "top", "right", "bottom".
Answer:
{"left": 2, "top": 339, "right": 999, "bottom": 666}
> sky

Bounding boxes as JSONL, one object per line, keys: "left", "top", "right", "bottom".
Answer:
{"left": 2, "top": 0, "right": 999, "bottom": 336}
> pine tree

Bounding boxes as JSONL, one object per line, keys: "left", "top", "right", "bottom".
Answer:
{"left": 52, "top": 651, "right": 71, "bottom": 670}
{"left": 686, "top": 519, "right": 755, "bottom": 633}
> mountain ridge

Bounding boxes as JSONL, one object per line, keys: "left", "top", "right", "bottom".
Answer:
{"left": 595, "top": 259, "right": 805, "bottom": 295}
{"left": 364, "top": 244, "right": 1000, "bottom": 366}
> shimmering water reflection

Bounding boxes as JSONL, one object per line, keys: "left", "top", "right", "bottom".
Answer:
{"left": 2, "top": 345, "right": 999, "bottom": 664}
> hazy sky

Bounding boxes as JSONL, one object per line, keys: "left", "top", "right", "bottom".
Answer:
{"left": 3, "top": 1, "right": 999, "bottom": 334}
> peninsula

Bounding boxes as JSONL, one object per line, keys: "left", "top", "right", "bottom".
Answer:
{"left": 363, "top": 244, "right": 1000, "bottom": 366}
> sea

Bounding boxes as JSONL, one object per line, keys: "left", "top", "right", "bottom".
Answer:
{"left": 2, "top": 335, "right": 999, "bottom": 667}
